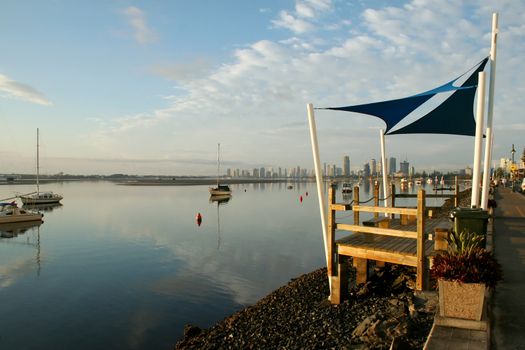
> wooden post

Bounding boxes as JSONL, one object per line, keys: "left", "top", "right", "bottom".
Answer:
{"left": 353, "top": 186, "right": 360, "bottom": 224}
{"left": 328, "top": 183, "right": 347, "bottom": 304}
{"left": 434, "top": 228, "right": 449, "bottom": 251}
{"left": 416, "top": 189, "right": 426, "bottom": 290}
{"left": 390, "top": 183, "right": 396, "bottom": 218}
{"left": 331, "top": 256, "right": 349, "bottom": 304}
{"left": 327, "top": 184, "right": 336, "bottom": 278}
{"left": 354, "top": 258, "right": 368, "bottom": 285}
{"left": 454, "top": 176, "right": 459, "bottom": 207}
{"left": 373, "top": 183, "right": 379, "bottom": 219}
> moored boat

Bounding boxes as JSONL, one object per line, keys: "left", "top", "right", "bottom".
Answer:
{"left": 209, "top": 185, "right": 232, "bottom": 196}
{"left": 19, "top": 129, "right": 62, "bottom": 205}
{"left": 209, "top": 143, "right": 232, "bottom": 196}
{"left": 0, "top": 202, "right": 43, "bottom": 224}
{"left": 20, "top": 192, "right": 63, "bottom": 205}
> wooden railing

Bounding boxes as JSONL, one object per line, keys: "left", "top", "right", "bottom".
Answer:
{"left": 327, "top": 184, "right": 445, "bottom": 304}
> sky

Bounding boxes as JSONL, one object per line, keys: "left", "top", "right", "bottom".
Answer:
{"left": 0, "top": 0, "right": 523, "bottom": 176}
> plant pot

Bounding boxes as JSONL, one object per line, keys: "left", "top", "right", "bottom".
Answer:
{"left": 438, "top": 279, "right": 486, "bottom": 321}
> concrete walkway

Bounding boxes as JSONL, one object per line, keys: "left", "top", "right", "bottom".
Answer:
{"left": 425, "top": 187, "right": 525, "bottom": 349}
{"left": 491, "top": 188, "right": 525, "bottom": 349}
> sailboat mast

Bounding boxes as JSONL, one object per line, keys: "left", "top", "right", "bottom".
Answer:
{"left": 217, "top": 143, "right": 220, "bottom": 187}
{"left": 36, "top": 128, "right": 40, "bottom": 195}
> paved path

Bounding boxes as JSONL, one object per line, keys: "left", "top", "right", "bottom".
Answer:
{"left": 492, "top": 188, "right": 525, "bottom": 349}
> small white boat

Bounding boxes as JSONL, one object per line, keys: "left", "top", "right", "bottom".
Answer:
{"left": 0, "top": 202, "right": 43, "bottom": 224}
{"left": 341, "top": 183, "right": 353, "bottom": 194}
{"left": 415, "top": 178, "right": 422, "bottom": 186}
{"left": 426, "top": 178, "right": 433, "bottom": 185}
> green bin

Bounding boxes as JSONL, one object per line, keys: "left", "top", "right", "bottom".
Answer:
{"left": 449, "top": 207, "right": 489, "bottom": 236}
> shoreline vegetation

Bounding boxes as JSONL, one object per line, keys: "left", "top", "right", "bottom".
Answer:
{"left": 174, "top": 189, "right": 472, "bottom": 349}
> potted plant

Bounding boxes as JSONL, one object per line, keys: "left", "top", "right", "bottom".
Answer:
{"left": 430, "top": 230, "right": 502, "bottom": 321}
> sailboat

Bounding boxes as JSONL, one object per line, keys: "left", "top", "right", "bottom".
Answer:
{"left": 209, "top": 143, "right": 231, "bottom": 196}
{"left": 20, "top": 129, "right": 63, "bottom": 205}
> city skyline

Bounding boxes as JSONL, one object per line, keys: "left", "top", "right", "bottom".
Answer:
{"left": 1, "top": 1, "right": 524, "bottom": 175}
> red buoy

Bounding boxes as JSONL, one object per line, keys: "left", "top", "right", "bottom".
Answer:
{"left": 300, "top": 195, "right": 303, "bottom": 203}
{"left": 196, "top": 213, "right": 202, "bottom": 226}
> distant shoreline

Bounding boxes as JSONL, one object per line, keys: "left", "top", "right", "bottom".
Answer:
{"left": 0, "top": 178, "right": 315, "bottom": 187}
{"left": 117, "top": 178, "right": 305, "bottom": 186}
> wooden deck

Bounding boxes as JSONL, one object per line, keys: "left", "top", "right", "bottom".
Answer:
{"left": 336, "top": 218, "right": 451, "bottom": 267}
{"left": 327, "top": 184, "right": 453, "bottom": 304}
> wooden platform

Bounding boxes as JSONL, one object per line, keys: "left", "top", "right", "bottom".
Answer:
{"left": 336, "top": 218, "right": 451, "bottom": 267}
{"left": 326, "top": 184, "right": 453, "bottom": 304}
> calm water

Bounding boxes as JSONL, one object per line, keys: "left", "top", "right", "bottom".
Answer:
{"left": 0, "top": 180, "right": 450, "bottom": 350}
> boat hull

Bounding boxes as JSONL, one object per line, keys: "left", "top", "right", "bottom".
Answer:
{"left": 20, "top": 195, "right": 63, "bottom": 205}
{"left": 209, "top": 189, "right": 232, "bottom": 196}
{"left": 0, "top": 211, "right": 43, "bottom": 224}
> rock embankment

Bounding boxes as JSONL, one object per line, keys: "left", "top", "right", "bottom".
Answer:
{"left": 175, "top": 265, "right": 437, "bottom": 349}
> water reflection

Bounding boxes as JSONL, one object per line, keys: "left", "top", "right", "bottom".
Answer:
{"left": 23, "top": 202, "right": 63, "bottom": 212}
{"left": 0, "top": 220, "right": 42, "bottom": 238}
{"left": 0, "top": 221, "right": 42, "bottom": 276}
{"left": 210, "top": 195, "right": 231, "bottom": 250}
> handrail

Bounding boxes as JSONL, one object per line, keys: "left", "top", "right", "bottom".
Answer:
{"left": 394, "top": 193, "right": 455, "bottom": 198}
{"left": 352, "top": 205, "right": 417, "bottom": 216}
{"left": 336, "top": 223, "right": 417, "bottom": 239}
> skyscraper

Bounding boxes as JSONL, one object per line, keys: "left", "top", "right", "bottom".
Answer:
{"left": 343, "top": 156, "right": 350, "bottom": 177}
{"left": 389, "top": 157, "right": 397, "bottom": 174}
{"left": 363, "top": 163, "right": 371, "bottom": 178}
{"left": 400, "top": 161, "right": 409, "bottom": 175}
{"left": 369, "top": 159, "right": 377, "bottom": 176}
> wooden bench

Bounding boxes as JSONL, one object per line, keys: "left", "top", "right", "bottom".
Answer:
{"left": 327, "top": 185, "right": 452, "bottom": 304}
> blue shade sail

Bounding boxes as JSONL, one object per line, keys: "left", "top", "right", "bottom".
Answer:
{"left": 320, "top": 57, "right": 489, "bottom": 136}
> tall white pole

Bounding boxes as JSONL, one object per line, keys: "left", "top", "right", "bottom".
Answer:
{"left": 380, "top": 129, "right": 389, "bottom": 215}
{"left": 471, "top": 72, "right": 486, "bottom": 208}
{"left": 307, "top": 103, "right": 329, "bottom": 269}
{"left": 481, "top": 13, "right": 499, "bottom": 210}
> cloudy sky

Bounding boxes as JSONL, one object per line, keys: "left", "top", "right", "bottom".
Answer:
{"left": 0, "top": 0, "right": 523, "bottom": 176}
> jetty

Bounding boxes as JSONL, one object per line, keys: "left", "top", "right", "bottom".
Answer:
{"left": 327, "top": 182, "right": 456, "bottom": 304}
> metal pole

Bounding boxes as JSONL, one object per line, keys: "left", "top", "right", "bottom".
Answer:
{"left": 380, "top": 129, "right": 388, "bottom": 216}
{"left": 481, "top": 12, "right": 499, "bottom": 210}
{"left": 471, "top": 72, "right": 486, "bottom": 208}
{"left": 36, "top": 128, "right": 40, "bottom": 195}
{"left": 307, "top": 103, "right": 329, "bottom": 269}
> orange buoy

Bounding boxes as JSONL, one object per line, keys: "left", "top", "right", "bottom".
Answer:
{"left": 196, "top": 212, "right": 202, "bottom": 226}
{"left": 300, "top": 195, "right": 303, "bottom": 203}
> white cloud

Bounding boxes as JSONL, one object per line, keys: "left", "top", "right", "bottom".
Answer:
{"left": 272, "top": 10, "right": 315, "bottom": 34}
{"left": 272, "top": 0, "right": 334, "bottom": 33}
{"left": 0, "top": 74, "right": 52, "bottom": 106}
{"left": 122, "top": 6, "right": 158, "bottom": 44}
{"left": 85, "top": 0, "right": 525, "bottom": 175}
